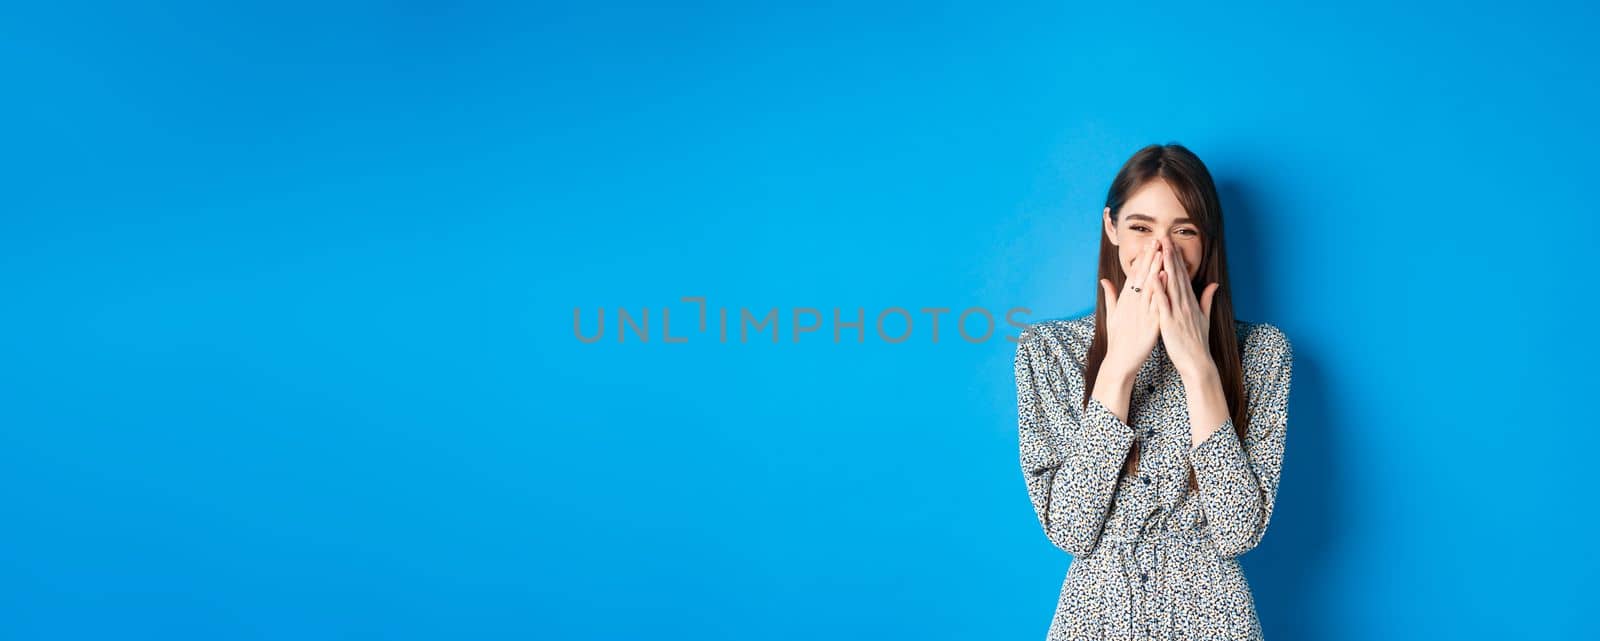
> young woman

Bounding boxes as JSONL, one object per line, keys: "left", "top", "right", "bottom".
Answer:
{"left": 1015, "top": 143, "right": 1294, "bottom": 641}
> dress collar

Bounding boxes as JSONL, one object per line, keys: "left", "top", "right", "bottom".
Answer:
{"left": 1139, "top": 338, "right": 1169, "bottom": 383}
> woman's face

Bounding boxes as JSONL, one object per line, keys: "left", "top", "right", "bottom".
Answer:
{"left": 1103, "top": 180, "right": 1204, "bottom": 283}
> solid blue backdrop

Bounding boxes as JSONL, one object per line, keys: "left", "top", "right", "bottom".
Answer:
{"left": 3, "top": 1, "right": 1595, "bottom": 639}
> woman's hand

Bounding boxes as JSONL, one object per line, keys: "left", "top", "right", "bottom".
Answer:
{"left": 1098, "top": 238, "right": 1165, "bottom": 378}
{"left": 1154, "top": 236, "right": 1221, "bottom": 380}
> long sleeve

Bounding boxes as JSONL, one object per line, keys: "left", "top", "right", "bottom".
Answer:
{"left": 1188, "top": 324, "right": 1294, "bottom": 558}
{"left": 1016, "top": 325, "right": 1136, "bottom": 557}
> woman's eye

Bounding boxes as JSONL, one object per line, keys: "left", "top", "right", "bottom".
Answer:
{"left": 1131, "top": 225, "right": 1197, "bottom": 237}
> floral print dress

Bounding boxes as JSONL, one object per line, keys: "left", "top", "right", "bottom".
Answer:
{"left": 1015, "top": 311, "right": 1294, "bottom": 641}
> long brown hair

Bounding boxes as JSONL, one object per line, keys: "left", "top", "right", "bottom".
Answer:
{"left": 1082, "top": 143, "right": 1248, "bottom": 490}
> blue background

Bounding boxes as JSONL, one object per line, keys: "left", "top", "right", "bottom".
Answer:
{"left": 4, "top": 1, "right": 1595, "bottom": 639}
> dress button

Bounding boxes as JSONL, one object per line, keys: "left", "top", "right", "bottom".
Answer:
{"left": 1141, "top": 475, "right": 1151, "bottom": 485}
{"left": 1146, "top": 383, "right": 1155, "bottom": 394}
{"left": 1140, "top": 572, "right": 1148, "bottom": 582}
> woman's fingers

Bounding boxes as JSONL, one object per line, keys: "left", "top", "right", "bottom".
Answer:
{"left": 1146, "top": 256, "right": 1167, "bottom": 314}
{"left": 1141, "top": 240, "right": 1164, "bottom": 299}
{"left": 1161, "top": 238, "right": 1187, "bottom": 308}
{"left": 1127, "top": 239, "right": 1154, "bottom": 293}
{"left": 1100, "top": 278, "right": 1118, "bottom": 312}
{"left": 1153, "top": 269, "right": 1172, "bottom": 318}
{"left": 1175, "top": 240, "right": 1196, "bottom": 300}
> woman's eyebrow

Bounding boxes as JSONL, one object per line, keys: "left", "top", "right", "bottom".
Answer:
{"left": 1126, "top": 213, "right": 1196, "bottom": 225}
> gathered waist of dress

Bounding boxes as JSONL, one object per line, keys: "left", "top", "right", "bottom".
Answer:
{"left": 1093, "top": 523, "right": 1211, "bottom": 554}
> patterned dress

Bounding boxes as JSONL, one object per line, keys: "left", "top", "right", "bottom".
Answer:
{"left": 1015, "top": 311, "right": 1293, "bottom": 641}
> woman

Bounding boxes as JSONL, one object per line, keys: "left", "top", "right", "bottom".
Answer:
{"left": 1015, "top": 143, "right": 1294, "bottom": 641}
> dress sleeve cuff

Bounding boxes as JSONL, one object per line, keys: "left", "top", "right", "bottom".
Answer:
{"left": 1190, "top": 417, "right": 1248, "bottom": 475}
{"left": 1080, "top": 396, "right": 1136, "bottom": 455}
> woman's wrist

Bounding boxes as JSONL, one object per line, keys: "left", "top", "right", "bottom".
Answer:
{"left": 1101, "top": 349, "right": 1142, "bottom": 382}
{"left": 1176, "top": 359, "right": 1220, "bottom": 386}
{"left": 1090, "top": 363, "right": 1137, "bottom": 423}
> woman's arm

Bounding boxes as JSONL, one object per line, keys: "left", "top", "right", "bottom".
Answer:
{"left": 1184, "top": 324, "right": 1294, "bottom": 558}
{"left": 1016, "top": 326, "right": 1138, "bottom": 557}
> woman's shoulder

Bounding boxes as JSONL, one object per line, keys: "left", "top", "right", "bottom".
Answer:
{"left": 1024, "top": 313, "right": 1288, "bottom": 350}
{"left": 1232, "top": 317, "right": 1293, "bottom": 366}
{"left": 1018, "top": 310, "right": 1096, "bottom": 347}
{"left": 1015, "top": 311, "right": 1097, "bottom": 371}
{"left": 1018, "top": 312, "right": 1290, "bottom": 368}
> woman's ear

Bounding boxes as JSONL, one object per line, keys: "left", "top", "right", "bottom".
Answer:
{"left": 1102, "top": 207, "right": 1118, "bottom": 247}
